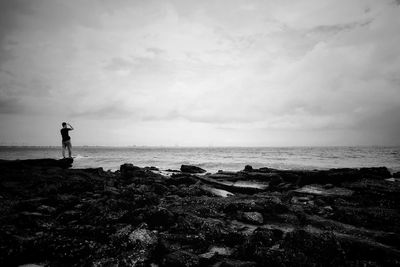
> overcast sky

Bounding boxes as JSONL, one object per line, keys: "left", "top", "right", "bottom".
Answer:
{"left": 0, "top": 0, "right": 399, "bottom": 146}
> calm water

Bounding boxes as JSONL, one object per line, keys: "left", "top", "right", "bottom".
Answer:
{"left": 0, "top": 146, "right": 399, "bottom": 173}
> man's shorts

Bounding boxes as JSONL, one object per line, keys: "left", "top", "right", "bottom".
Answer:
{"left": 62, "top": 140, "right": 72, "bottom": 149}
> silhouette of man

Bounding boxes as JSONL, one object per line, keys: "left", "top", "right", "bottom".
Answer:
{"left": 61, "top": 122, "right": 74, "bottom": 158}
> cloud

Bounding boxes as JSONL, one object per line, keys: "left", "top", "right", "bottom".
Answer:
{"left": 307, "top": 21, "right": 370, "bottom": 37}
{"left": 146, "top": 47, "right": 166, "bottom": 56}
{"left": 70, "top": 101, "right": 134, "bottom": 119}
{"left": 352, "top": 105, "right": 400, "bottom": 145}
{"left": 0, "top": 97, "right": 23, "bottom": 114}
{"left": 0, "top": 0, "right": 32, "bottom": 67}
{"left": 1, "top": 0, "right": 399, "bottom": 145}
{"left": 104, "top": 55, "right": 174, "bottom": 75}
{"left": 104, "top": 57, "right": 134, "bottom": 73}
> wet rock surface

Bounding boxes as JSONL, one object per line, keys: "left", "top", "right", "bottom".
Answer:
{"left": 180, "top": 165, "right": 207, "bottom": 174}
{"left": 1, "top": 160, "right": 400, "bottom": 266}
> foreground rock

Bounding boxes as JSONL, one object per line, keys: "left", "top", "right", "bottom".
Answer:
{"left": 1, "top": 159, "right": 400, "bottom": 266}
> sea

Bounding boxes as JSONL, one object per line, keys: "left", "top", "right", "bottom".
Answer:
{"left": 1, "top": 146, "right": 399, "bottom": 173}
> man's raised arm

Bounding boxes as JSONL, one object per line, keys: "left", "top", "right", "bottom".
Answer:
{"left": 67, "top": 123, "right": 74, "bottom": 130}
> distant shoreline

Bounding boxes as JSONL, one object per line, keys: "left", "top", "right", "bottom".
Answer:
{"left": 1, "top": 145, "right": 399, "bottom": 148}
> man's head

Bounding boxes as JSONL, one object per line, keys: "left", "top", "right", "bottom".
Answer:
{"left": 62, "top": 122, "right": 67, "bottom": 128}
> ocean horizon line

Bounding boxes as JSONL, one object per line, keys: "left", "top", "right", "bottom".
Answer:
{"left": 1, "top": 145, "right": 399, "bottom": 149}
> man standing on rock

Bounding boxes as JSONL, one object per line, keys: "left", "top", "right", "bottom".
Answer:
{"left": 61, "top": 122, "right": 74, "bottom": 158}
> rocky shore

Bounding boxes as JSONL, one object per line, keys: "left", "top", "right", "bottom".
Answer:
{"left": 1, "top": 159, "right": 400, "bottom": 266}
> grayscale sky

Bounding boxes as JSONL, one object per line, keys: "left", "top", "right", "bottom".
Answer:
{"left": 0, "top": 0, "right": 400, "bottom": 146}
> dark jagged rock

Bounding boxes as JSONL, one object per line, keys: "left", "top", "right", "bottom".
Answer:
{"left": 239, "top": 228, "right": 284, "bottom": 258}
{"left": 269, "top": 175, "right": 283, "bottom": 187}
{"left": 245, "top": 166, "right": 391, "bottom": 186}
{"left": 144, "top": 166, "right": 159, "bottom": 171}
{"left": 169, "top": 173, "right": 198, "bottom": 185}
{"left": 1, "top": 159, "right": 399, "bottom": 266}
{"left": 120, "top": 163, "right": 145, "bottom": 178}
{"left": 238, "top": 211, "right": 264, "bottom": 224}
{"left": 0, "top": 158, "right": 73, "bottom": 169}
{"left": 219, "top": 259, "right": 257, "bottom": 267}
{"left": 280, "top": 230, "right": 347, "bottom": 266}
{"left": 180, "top": 164, "right": 206, "bottom": 174}
{"left": 393, "top": 171, "right": 400, "bottom": 178}
{"left": 146, "top": 207, "right": 176, "bottom": 229}
{"left": 243, "top": 165, "right": 253, "bottom": 172}
{"left": 241, "top": 171, "right": 282, "bottom": 181}
{"left": 163, "top": 250, "right": 200, "bottom": 267}
{"left": 360, "top": 167, "right": 391, "bottom": 179}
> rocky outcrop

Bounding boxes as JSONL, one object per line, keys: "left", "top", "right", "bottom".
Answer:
{"left": 1, "top": 160, "right": 399, "bottom": 266}
{"left": 120, "top": 163, "right": 146, "bottom": 178}
{"left": 240, "top": 165, "right": 392, "bottom": 185}
{"left": 0, "top": 158, "right": 73, "bottom": 169}
{"left": 180, "top": 164, "right": 206, "bottom": 174}
{"left": 243, "top": 165, "right": 253, "bottom": 172}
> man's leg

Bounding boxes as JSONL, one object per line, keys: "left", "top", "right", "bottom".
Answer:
{"left": 67, "top": 141, "right": 72, "bottom": 158}
{"left": 62, "top": 143, "right": 66, "bottom": 158}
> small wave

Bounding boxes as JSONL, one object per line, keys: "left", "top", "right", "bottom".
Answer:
{"left": 73, "top": 154, "right": 89, "bottom": 159}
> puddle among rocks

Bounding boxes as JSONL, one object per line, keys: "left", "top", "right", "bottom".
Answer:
{"left": 294, "top": 185, "right": 353, "bottom": 197}
{"left": 201, "top": 185, "right": 234, "bottom": 197}
{"left": 233, "top": 180, "right": 269, "bottom": 189}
